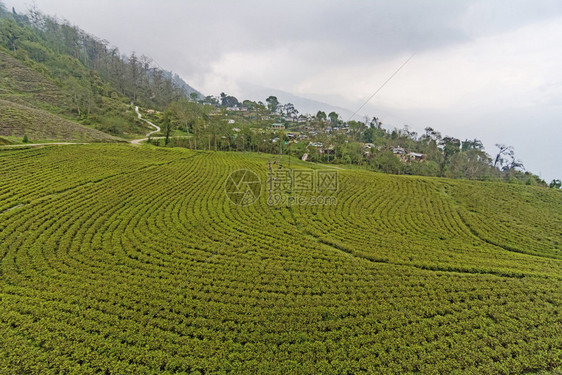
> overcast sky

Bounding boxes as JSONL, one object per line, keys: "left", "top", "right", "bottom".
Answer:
{"left": 7, "top": 0, "right": 562, "bottom": 182}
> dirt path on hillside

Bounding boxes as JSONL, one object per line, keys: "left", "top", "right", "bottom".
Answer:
{"left": 130, "top": 106, "right": 161, "bottom": 145}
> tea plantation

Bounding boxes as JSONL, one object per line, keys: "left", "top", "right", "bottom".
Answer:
{"left": 0, "top": 144, "right": 560, "bottom": 374}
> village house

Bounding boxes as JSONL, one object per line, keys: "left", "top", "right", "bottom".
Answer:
{"left": 407, "top": 152, "right": 426, "bottom": 161}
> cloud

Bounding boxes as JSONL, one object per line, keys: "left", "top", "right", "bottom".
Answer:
{"left": 368, "top": 16, "right": 562, "bottom": 112}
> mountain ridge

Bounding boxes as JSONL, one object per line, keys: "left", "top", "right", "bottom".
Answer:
{"left": 239, "top": 82, "right": 354, "bottom": 117}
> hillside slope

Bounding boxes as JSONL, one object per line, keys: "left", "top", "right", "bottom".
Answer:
{"left": 0, "top": 99, "right": 123, "bottom": 143}
{"left": 0, "top": 49, "right": 126, "bottom": 142}
{"left": 0, "top": 145, "right": 560, "bottom": 374}
{"left": 0, "top": 49, "right": 68, "bottom": 111}
{"left": 0, "top": 5, "right": 203, "bottom": 141}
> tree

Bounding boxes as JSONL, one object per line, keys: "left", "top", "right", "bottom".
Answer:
{"left": 371, "top": 150, "right": 402, "bottom": 174}
{"left": 204, "top": 95, "right": 218, "bottom": 105}
{"left": 348, "top": 120, "right": 366, "bottom": 141}
{"left": 328, "top": 111, "right": 339, "bottom": 124}
{"left": 64, "top": 77, "right": 93, "bottom": 117}
{"left": 20, "top": 40, "right": 49, "bottom": 62}
{"left": 0, "top": 4, "right": 192, "bottom": 111}
{"left": 167, "top": 100, "right": 203, "bottom": 134}
{"left": 282, "top": 103, "right": 297, "bottom": 118}
{"left": 493, "top": 144, "right": 512, "bottom": 168}
{"left": 266, "top": 96, "right": 279, "bottom": 113}
{"left": 504, "top": 158, "right": 524, "bottom": 172}
{"left": 162, "top": 111, "right": 175, "bottom": 145}
{"left": 1, "top": 19, "right": 20, "bottom": 53}
{"left": 493, "top": 144, "right": 523, "bottom": 172}
{"left": 461, "top": 138, "right": 484, "bottom": 151}
{"left": 127, "top": 52, "right": 140, "bottom": 101}
{"left": 316, "top": 111, "right": 327, "bottom": 121}
{"left": 422, "top": 127, "right": 441, "bottom": 142}
{"left": 446, "top": 149, "right": 493, "bottom": 180}
{"left": 363, "top": 126, "right": 387, "bottom": 145}
{"left": 441, "top": 136, "right": 460, "bottom": 159}
{"left": 371, "top": 116, "right": 382, "bottom": 129}
{"left": 549, "top": 179, "right": 561, "bottom": 189}
{"left": 439, "top": 136, "right": 461, "bottom": 175}
{"left": 220, "top": 93, "right": 239, "bottom": 107}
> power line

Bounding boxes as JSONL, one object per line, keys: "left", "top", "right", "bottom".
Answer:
{"left": 347, "top": 54, "right": 414, "bottom": 122}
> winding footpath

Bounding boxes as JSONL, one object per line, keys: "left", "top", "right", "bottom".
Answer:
{"left": 130, "top": 106, "right": 161, "bottom": 145}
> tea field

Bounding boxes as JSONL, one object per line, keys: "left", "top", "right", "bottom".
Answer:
{"left": 0, "top": 144, "right": 561, "bottom": 374}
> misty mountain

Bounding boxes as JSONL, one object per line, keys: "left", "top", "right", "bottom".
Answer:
{"left": 165, "top": 71, "right": 203, "bottom": 99}
{"left": 239, "top": 82, "right": 353, "bottom": 117}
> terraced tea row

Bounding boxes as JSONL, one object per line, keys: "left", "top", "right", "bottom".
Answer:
{"left": 449, "top": 182, "right": 562, "bottom": 260}
{"left": 292, "top": 171, "right": 561, "bottom": 278}
{"left": 0, "top": 144, "right": 560, "bottom": 374}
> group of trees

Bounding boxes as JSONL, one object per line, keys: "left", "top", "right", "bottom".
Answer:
{"left": 359, "top": 123, "right": 544, "bottom": 185}
{"left": 296, "top": 113, "right": 548, "bottom": 185}
{"left": 157, "top": 100, "right": 284, "bottom": 152}
{"left": 160, "top": 96, "right": 555, "bottom": 186}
